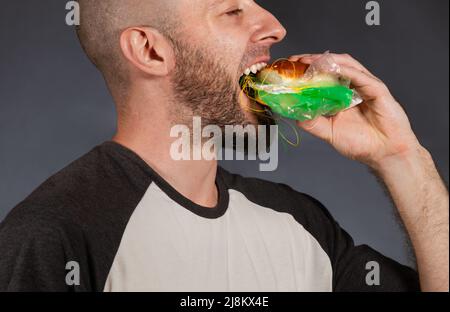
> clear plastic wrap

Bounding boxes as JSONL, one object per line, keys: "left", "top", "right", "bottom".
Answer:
{"left": 240, "top": 52, "right": 363, "bottom": 122}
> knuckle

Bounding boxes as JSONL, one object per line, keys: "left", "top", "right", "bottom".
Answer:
{"left": 342, "top": 53, "right": 352, "bottom": 59}
{"left": 378, "top": 81, "right": 389, "bottom": 91}
{"left": 376, "top": 82, "right": 391, "bottom": 95}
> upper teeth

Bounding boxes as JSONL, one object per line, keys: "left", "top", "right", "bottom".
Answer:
{"left": 243, "top": 62, "right": 267, "bottom": 76}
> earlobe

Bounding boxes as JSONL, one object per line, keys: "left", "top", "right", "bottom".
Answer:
{"left": 119, "top": 27, "right": 174, "bottom": 77}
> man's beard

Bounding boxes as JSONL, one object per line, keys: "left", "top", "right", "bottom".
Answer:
{"left": 169, "top": 38, "right": 274, "bottom": 129}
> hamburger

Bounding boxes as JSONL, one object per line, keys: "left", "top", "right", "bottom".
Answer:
{"left": 239, "top": 57, "right": 362, "bottom": 121}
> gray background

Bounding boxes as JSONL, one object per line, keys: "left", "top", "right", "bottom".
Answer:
{"left": 0, "top": 0, "right": 448, "bottom": 267}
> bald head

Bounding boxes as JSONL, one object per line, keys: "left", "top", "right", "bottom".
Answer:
{"left": 76, "top": 0, "right": 177, "bottom": 102}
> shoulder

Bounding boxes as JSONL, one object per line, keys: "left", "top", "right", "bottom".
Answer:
{"left": 4, "top": 144, "right": 109, "bottom": 227}
{"left": 0, "top": 142, "right": 154, "bottom": 291}
{"left": 1, "top": 142, "right": 153, "bottom": 248}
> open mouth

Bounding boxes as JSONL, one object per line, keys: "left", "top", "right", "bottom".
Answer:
{"left": 241, "top": 62, "right": 268, "bottom": 77}
{"left": 238, "top": 62, "right": 268, "bottom": 108}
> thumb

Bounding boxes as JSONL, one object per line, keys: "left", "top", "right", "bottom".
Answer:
{"left": 297, "top": 116, "right": 332, "bottom": 143}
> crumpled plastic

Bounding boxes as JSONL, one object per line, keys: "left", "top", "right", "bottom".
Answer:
{"left": 240, "top": 52, "right": 363, "bottom": 122}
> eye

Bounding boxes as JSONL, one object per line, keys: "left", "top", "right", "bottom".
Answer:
{"left": 226, "top": 8, "right": 243, "bottom": 16}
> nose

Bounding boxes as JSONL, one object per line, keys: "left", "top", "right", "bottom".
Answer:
{"left": 250, "top": 6, "right": 287, "bottom": 46}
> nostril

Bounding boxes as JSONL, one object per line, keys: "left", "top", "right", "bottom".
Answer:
{"left": 258, "top": 33, "right": 284, "bottom": 45}
{"left": 262, "top": 35, "right": 279, "bottom": 42}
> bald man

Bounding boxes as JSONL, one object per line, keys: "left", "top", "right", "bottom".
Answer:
{"left": 0, "top": 0, "right": 448, "bottom": 292}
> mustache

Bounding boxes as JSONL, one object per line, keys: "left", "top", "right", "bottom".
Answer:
{"left": 239, "top": 46, "right": 271, "bottom": 73}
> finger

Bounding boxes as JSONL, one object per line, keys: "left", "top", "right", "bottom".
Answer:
{"left": 302, "top": 53, "right": 380, "bottom": 80}
{"left": 295, "top": 54, "right": 388, "bottom": 99}
{"left": 297, "top": 116, "right": 332, "bottom": 143}
{"left": 288, "top": 54, "right": 318, "bottom": 62}
{"left": 338, "top": 64, "right": 390, "bottom": 100}
{"left": 331, "top": 54, "right": 381, "bottom": 81}
{"left": 300, "top": 53, "right": 367, "bottom": 71}
{"left": 331, "top": 54, "right": 370, "bottom": 74}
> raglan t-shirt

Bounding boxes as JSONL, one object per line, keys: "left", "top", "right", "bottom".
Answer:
{"left": 0, "top": 141, "right": 419, "bottom": 292}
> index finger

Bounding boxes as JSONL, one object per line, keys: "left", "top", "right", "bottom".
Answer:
{"left": 339, "top": 64, "right": 390, "bottom": 100}
{"left": 302, "top": 53, "right": 381, "bottom": 81}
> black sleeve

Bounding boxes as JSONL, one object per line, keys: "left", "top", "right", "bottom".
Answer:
{"left": 0, "top": 214, "right": 71, "bottom": 291}
{"left": 293, "top": 191, "right": 421, "bottom": 292}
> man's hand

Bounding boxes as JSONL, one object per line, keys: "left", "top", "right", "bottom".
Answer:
{"left": 290, "top": 53, "right": 449, "bottom": 291}
{"left": 289, "top": 53, "right": 421, "bottom": 169}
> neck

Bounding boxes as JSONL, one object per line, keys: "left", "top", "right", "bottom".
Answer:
{"left": 112, "top": 93, "right": 219, "bottom": 208}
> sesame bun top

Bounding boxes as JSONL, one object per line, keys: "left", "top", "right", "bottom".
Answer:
{"left": 267, "top": 60, "right": 309, "bottom": 79}
{"left": 256, "top": 59, "right": 340, "bottom": 88}
{"left": 257, "top": 60, "right": 310, "bottom": 85}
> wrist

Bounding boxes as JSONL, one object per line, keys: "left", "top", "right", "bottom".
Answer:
{"left": 370, "top": 142, "right": 430, "bottom": 176}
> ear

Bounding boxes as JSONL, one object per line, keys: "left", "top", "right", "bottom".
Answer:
{"left": 119, "top": 27, "right": 175, "bottom": 77}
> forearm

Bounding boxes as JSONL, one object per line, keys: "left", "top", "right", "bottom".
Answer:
{"left": 372, "top": 144, "right": 449, "bottom": 291}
